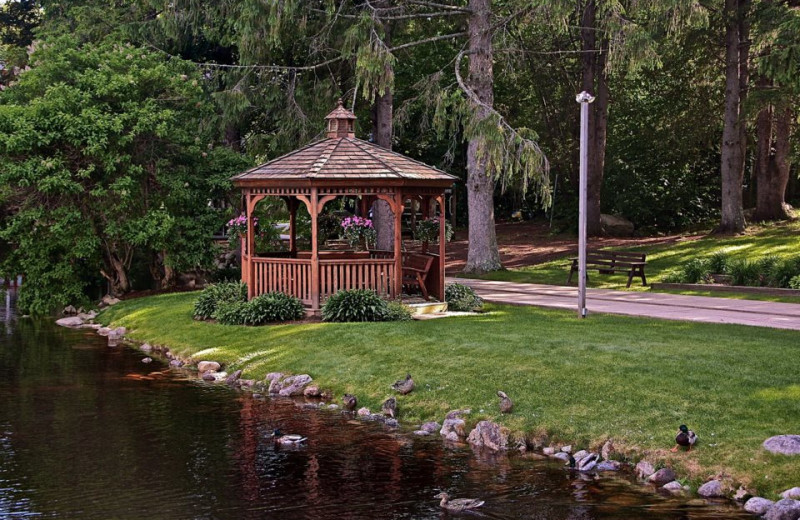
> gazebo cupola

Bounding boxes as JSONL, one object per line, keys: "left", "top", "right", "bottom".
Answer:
{"left": 232, "top": 100, "right": 456, "bottom": 314}
{"left": 325, "top": 99, "right": 356, "bottom": 138}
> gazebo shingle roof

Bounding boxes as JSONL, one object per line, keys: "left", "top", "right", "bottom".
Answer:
{"left": 232, "top": 137, "right": 457, "bottom": 184}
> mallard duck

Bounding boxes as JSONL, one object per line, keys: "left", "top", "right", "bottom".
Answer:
{"left": 434, "top": 492, "right": 484, "bottom": 513}
{"left": 391, "top": 374, "right": 414, "bottom": 395}
{"left": 671, "top": 424, "right": 697, "bottom": 452}
{"left": 381, "top": 397, "right": 397, "bottom": 418}
{"left": 342, "top": 393, "right": 358, "bottom": 411}
{"left": 270, "top": 429, "right": 307, "bottom": 445}
{"left": 497, "top": 390, "right": 513, "bottom": 413}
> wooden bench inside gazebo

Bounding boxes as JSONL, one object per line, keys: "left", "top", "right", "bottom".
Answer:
{"left": 231, "top": 100, "right": 456, "bottom": 314}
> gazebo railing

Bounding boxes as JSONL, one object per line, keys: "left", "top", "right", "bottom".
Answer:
{"left": 250, "top": 253, "right": 396, "bottom": 306}
{"left": 319, "top": 258, "right": 395, "bottom": 300}
{"left": 251, "top": 257, "right": 313, "bottom": 305}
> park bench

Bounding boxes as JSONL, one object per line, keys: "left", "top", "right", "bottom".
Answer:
{"left": 567, "top": 251, "right": 647, "bottom": 288}
{"left": 402, "top": 253, "right": 434, "bottom": 300}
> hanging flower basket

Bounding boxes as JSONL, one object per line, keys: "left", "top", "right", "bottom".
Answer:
{"left": 340, "top": 216, "right": 376, "bottom": 251}
{"left": 227, "top": 214, "right": 258, "bottom": 246}
{"left": 413, "top": 218, "right": 453, "bottom": 252}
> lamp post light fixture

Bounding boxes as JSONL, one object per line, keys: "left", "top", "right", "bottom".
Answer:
{"left": 575, "top": 91, "right": 595, "bottom": 318}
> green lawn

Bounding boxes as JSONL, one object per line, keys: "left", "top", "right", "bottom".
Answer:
{"left": 472, "top": 220, "right": 800, "bottom": 302}
{"left": 102, "top": 292, "right": 800, "bottom": 498}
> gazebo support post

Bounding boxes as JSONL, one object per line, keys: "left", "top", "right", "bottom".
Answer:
{"left": 437, "top": 193, "right": 446, "bottom": 301}
{"left": 393, "top": 193, "right": 404, "bottom": 298}
{"left": 288, "top": 198, "right": 297, "bottom": 254}
{"left": 310, "top": 188, "right": 320, "bottom": 312}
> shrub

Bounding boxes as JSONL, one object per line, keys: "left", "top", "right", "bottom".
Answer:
{"left": 770, "top": 257, "right": 800, "bottom": 288}
{"left": 445, "top": 283, "right": 483, "bottom": 312}
{"left": 193, "top": 281, "right": 247, "bottom": 320}
{"left": 321, "top": 289, "right": 388, "bottom": 322}
{"left": 661, "top": 269, "right": 685, "bottom": 283}
{"left": 728, "top": 259, "right": 761, "bottom": 287}
{"left": 680, "top": 258, "right": 711, "bottom": 284}
{"left": 385, "top": 301, "right": 413, "bottom": 321}
{"left": 789, "top": 275, "right": 800, "bottom": 290}
{"left": 214, "top": 300, "right": 249, "bottom": 325}
{"left": 244, "top": 292, "right": 305, "bottom": 324}
{"left": 707, "top": 250, "right": 729, "bottom": 274}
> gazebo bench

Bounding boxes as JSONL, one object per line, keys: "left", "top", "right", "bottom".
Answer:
{"left": 567, "top": 251, "right": 647, "bottom": 288}
{"left": 402, "top": 253, "right": 434, "bottom": 300}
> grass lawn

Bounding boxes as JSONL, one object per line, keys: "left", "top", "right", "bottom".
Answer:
{"left": 472, "top": 220, "right": 800, "bottom": 302}
{"left": 102, "top": 292, "right": 800, "bottom": 498}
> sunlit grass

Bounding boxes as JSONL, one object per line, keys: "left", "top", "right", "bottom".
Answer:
{"left": 471, "top": 220, "right": 800, "bottom": 303}
{"left": 102, "top": 292, "right": 800, "bottom": 497}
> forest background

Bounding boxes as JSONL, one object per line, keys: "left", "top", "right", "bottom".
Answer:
{"left": 0, "top": 0, "right": 798, "bottom": 314}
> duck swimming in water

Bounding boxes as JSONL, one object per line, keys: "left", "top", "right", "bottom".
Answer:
{"left": 391, "top": 374, "right": 414, "bottom": 395}
{"left": 435, "top": 492, "right": 484, "bottom": 513}
{"left": 270, "top": 429, "right": 307, "bottom": 445}
{"left": 671, "top": 424, "right": 697, "bottom": 452}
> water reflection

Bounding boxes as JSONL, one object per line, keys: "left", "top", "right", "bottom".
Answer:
{"left": 0, "top": 289, "right": 749, "bottom": 519}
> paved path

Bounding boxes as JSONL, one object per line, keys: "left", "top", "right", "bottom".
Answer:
{"left": 448, "top": 278, "right": 800, "bottom": 331}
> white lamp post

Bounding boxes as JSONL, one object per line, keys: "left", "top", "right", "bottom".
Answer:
{"left": 576, "top": 91, "right": 595, "bottom": 318}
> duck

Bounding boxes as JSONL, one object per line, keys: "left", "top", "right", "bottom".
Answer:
{"left": 671, "top": 424, "right": 697, "bottom": 452}
{"left": 381, "top": 397, "right": 397, "bottom": 418}
{"left": 342, "top": 393, "right": 358, "bottom": 411}
{"left": 270, "top": 428, "right": 307, "bottom": 445}
{"left": 497, "top": 390, "right": 513, "bottom": 413}
{"left": 434, "top": 492, "right": 484, "bottom": 513}
{"left": 391, "top": 374, "right": 414, "bottom": 395}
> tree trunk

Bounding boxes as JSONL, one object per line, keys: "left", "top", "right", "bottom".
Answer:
{"left": 718, "top": 0, "right": 747, "bottom": 233}
{"left": 754, "top": 106, "right": 792, "bottom": 221}
{"left": 371, "top": 17, "right": 395, "bottom": 252}
{"left": 580, "top": 0, "right": 607, "bottom": 236}
{"left": 464, "top": 0, "right": 501, "bottom": 274}
{"left": 101, "top": 251, "right": 130, "bottom": 296}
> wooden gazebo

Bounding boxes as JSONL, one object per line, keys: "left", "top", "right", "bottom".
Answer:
{"left": 231, "top": 100, "right": 456, "bottom": 313}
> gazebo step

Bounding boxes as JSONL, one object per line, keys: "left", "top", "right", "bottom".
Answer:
{"left": 407, "top": 301, "right": 448, "bottom": 316}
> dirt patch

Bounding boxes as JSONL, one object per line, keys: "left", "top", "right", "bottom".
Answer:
{"left": 446, "top": 220, "right": 705, "bottom": 274}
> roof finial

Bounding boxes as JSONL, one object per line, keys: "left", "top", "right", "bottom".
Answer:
{"left": 337, "top": 97, "right": 344, "bottom": 107}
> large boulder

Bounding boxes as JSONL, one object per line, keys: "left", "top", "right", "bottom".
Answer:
{"left": 745, "top": 497, "right": 775, "bottom": 516}
{"left": 697, "top": 480, "right": 725, "bottom": 498}
{"left": 783, "top": 488, "right": 800, "bottom": 500}
{"left": 600, "top": 214, "right": 635, "bottom": 236}
{"left": 648, "top": 468, "right": 677, "bottom": 487}
{"left": 197, "top": 361, "right": 221, "bottom": 374}
{"left": 440, "top": 418, "right": 467, "bottom": 440}
{"left": 635, "top": 460, "right": 655, "bottom": 479}
{"left": 764, "top": 499, "right": 800, "bottom": 520}
{"left": 277, "top": 374, "right": 313, "bottom": 396}
{"left": 466, "top": 421, "right": 509, "bottom": 451}
{"left": 56, "top": 316, "right": 85, "bottom": 328}
{"left": 764, "top": 435, "right": 800, "bottom": 456}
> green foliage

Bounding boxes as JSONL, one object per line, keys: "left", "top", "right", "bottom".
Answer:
{"left": 770, "top": 257, "right": 800, "bottom": 288}
{"left": 728, "top": 259, "right": 762, "bottom": 287}
{"left": 707, "top": 251, "right": 730, "bottom": 275}
{"left": 213, "top": 300, "right": 250, "bottom": 326}
{"left": 413, "top": 218, "right": 454, "bottom": 244}
{"left": 321, "top": 289, "right": 388, "bottom": 323}
{"left": 788, "top": 275, "right": 800, "bottom": 290}
{"left": 244, "top": 292, "right": 305, "bottom": 324}
{"left": 445, "top": 283, "right": 483, "bottom": 312}
{"left": 0, "top": 35, "right": 249, "bottom": 313}
{"left": 193, "top": 282, "right": 247, "bottom": 320}
{"left": 385, "top": 301, "right": 413, "bottom": 322}
{"left": 680, "top": 258, "right": 711, "bottom": 284}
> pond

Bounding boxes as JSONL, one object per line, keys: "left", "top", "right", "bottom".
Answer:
{"left": 0, "top": 288, "right": 750, "bottom": 519}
